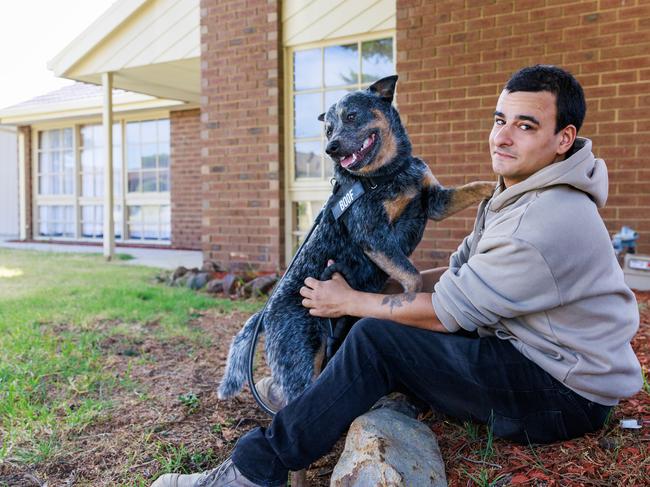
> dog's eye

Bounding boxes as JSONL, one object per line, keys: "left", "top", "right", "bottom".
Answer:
{"left": 346, "top": 112, "right": 357, "bottom": 122}
{"left": 326, "top": 126, "right": 333, "bottom": 137}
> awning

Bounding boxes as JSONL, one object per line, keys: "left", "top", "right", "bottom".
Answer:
{"left": 47, "top": 0, "right": 200, "bottom": 104}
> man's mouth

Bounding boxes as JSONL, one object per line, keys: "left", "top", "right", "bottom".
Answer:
{"left": 494, "top": 149, "right": 516, "bottom": 159}
{"left": 339, "top": 133, "right": 377, "bottom": 168}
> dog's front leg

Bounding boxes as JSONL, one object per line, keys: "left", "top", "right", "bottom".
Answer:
{"left": 426, "top": 181, "right": 495, "bottom": 221}
{"left": 363, "top": 243, "right": 422, "bottom": 293}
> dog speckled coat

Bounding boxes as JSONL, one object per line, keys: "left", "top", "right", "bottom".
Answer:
{"left": 218, "top": 75, "right": 494, "bottom": 407}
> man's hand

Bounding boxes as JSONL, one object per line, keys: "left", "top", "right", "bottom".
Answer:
{"left": 300, "top": 261, "right": 356, "bottom": 318}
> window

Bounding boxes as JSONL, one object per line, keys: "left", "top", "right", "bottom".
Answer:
{"left": 38, "top": 205, "right": 74, "bottom": 237}
{"left": 126, "top": 119, "right": 170, "bottom": 193}
{"left": 127, "top": 205, "right": 170, "bottom": 241}
{"left": 34, "top": 118, "right": 170, "bottom": 243}
{"left": 287, "top": 36, "right": 394, "bottom": 252}
{"left": 38, "top": 129, "right": 74, "bottom": 195}
{"left": 79, "top": 124, "right": 122, "bottom": 198}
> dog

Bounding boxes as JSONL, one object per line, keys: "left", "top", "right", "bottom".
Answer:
{"left": 218, "top": 75, "right": 494, "bottom": 408}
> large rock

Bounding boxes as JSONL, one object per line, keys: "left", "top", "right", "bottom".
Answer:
{"left": 187, "top": 272, "right": 210, "bottom": 290}
{"left": 238, "top": 274, "right": 279, "bottom": 298}
{"left": 331, "top": 397, "right": 447, "bottom": 487}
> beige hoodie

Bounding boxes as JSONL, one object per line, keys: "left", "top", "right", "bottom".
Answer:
{"left": 432, "top": 138, "right": 642, "bottom": 406}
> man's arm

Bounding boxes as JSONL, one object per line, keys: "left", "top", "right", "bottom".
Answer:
{"left": 300, "top": 272, "right": 449, "bottom": 333}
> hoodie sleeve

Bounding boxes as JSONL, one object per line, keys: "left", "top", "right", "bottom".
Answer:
{"left": 432, "top": 236, "right": 561, "bottom": 332}
{"left": 448, "top": 232, "right": 473, "bottom": 272}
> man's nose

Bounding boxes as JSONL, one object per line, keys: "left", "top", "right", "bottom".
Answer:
{"left": 493, "top": 124, "right": 513, "bottom": 146}
{"left": 326, "top": 139, "right": 341, "bottom": 156}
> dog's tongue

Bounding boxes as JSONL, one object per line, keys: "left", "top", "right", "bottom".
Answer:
{"left": 340, "top": 153, "right": 357, "bottom": 168}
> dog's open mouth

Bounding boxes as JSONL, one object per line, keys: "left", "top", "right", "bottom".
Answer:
{"left": 339, "top": 133, "right": 377, "bottom": 168}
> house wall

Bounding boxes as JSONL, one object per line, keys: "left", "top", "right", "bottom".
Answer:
{"left": 200, "top": 0, "right": 284, "bottom": 271}
{"left": 396, "top": 0, "right": 650, "bottom": 266}
{"left": 0, "top": 126, "right": 18, "bottom": 238}
{"left": 170, "top": 108, "right": 202, "bottom": 249}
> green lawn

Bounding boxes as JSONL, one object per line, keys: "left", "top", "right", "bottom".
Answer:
{"left": 0, "top": 249, "right": 256, "bottom": 465}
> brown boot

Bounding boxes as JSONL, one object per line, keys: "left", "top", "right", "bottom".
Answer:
{"left": 254, "top": 376, "right": 287, "bottom": 412}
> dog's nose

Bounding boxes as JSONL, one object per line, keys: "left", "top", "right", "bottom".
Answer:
{"left": 325, "top": 140, "right": 340, "bottom": 156}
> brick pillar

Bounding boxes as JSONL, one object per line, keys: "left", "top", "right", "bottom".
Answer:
{"left": 18, "top": 126, "right": 33, "bottom": 240}
{"left": 170, "top": 109, "right": 202, "bottom": 250}
{"left": 397, "top": 0, "right": 650, "bottom": 265}
{"left": 200, "top": 0, "right": 284, "bottom": 271}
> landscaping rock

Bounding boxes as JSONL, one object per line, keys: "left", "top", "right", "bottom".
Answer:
{"left": 331, "top": 395, "right": 447, "bottom": 487}
{"left": 201, "top": 259, "right": 226, "bottom": 273}
{"left": 171, "top": 266, "right": 189, "bottom": 282}
{"left": 222, "top": 273, "right": 240, "bottom": 295}
{"left": 238, "top": 274, "right": 278, "bottom": 298}
{"left": 206, "top": 279, "right": 224, "bottom": 294}
{"left": 187, "top": 272, "right": 210, "bottom": 290}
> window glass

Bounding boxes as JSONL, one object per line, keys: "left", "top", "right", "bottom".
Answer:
{"left": 126, "top": 120, "right": 170, "bottom": 194}
{"left": 294, "top": 93, "right": 322, "bottom": 138}
{"left": 293, "top": 48, "right": 321, "bottom": 90}
{"left": 37, "top": 205, "right": 74, "bottom": 237}
{"left": 294, "top": 141, "right": 322, "bottom": 179}
{"left": 126, "top": 204, "right": 169, "bottom": 241}
{"left": 324, "top": 44, "right": 359, "bottom": 87}
{"left": 362, "top": 39, "right": 394, "bottom": 82}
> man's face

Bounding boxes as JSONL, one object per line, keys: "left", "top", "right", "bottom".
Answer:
{"left": 489, "top": 90, "right": 576, "bottom": 188}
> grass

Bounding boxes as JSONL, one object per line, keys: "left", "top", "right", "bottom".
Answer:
{"left": 0, "top": 248, "right": 259, "bottom": 464}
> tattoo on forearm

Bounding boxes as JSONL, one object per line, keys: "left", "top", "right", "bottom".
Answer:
{"left": 381, "top": 292, "right": 417, "bottom": 313}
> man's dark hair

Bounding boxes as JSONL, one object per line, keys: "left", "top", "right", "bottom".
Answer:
{"left": 505, "top": 65, "right": 586, "bottom": 134}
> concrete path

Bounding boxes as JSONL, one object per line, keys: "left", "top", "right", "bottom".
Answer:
{"left": 0, "top": 239, "right": 202, "bottom": 270}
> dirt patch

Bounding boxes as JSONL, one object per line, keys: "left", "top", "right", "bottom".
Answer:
{"left": 2, "top": 295, "right": 649, "bottom": 486}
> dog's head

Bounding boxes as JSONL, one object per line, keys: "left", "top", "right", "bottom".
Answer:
{"left": 319, "top": 75, "right": 411, "bottom": 178}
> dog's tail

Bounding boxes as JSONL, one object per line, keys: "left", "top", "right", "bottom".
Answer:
{"left": 218, "top": 312, "right": 261, "bottom": 399}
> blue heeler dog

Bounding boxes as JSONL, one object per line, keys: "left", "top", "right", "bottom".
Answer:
{"left": 218, "top": 75, "right": 494, "bottom": 408}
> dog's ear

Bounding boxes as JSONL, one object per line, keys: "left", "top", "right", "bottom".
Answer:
{"left": 317, "top": 112, "right": 325, "bottom": 122}
{"left": 368, "top": 75, "right": 398, "bottom": 104}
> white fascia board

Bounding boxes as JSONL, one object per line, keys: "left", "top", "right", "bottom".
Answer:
{"left": 0, "top": 93, "right": 186, "bottom": 125}
{"left": 47, "top": 0, "right": 150, "bottom": 76}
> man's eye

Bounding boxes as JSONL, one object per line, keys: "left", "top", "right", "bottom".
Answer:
{"left": 346, "top": 113, "right": 357, "bottom": 122}
{"left": 520, "top": 124, "right": 532, "bottom": 131}
{"left": 495, "top": 119, "right": 505, "bottom": 126}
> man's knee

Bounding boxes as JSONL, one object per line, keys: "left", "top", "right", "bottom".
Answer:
{"left": 348, "top": 317, "right": 400, "bottom": 343}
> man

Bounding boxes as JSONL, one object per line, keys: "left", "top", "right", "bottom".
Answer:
{"left": 153, "top": 65, "right": 642, "bottom": 487}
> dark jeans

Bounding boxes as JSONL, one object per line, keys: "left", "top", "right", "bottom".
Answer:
{"left": 232, "top": 318, "right": 611, "bottom": 486}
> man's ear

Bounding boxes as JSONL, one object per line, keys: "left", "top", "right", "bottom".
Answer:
{"left": 557, "top": 125, "right": 577, "bottom": 156}
{"left": 368, "top": 75, "right": 398, "bottom": 103}
{"left": 318, "top": 113, "right": 325, "bottom": 122}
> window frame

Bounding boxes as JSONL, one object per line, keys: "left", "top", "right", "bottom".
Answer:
{"left": 283, "top": 32, "right": 396, "bottom": 259}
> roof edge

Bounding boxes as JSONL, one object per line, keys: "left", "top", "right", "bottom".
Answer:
{"left": 47, "top": 0, "right": 150, "bottom": 77}
{"left": 0, "top": 94, "right": 188, "bottom": 126}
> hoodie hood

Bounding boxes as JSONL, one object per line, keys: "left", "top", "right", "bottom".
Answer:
{"left": 490, "top": 137, "right": 608, "bottom": 211}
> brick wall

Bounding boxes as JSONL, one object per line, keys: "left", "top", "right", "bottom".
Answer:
{"left": 19, "top": 126, "right": 32, "bottom": 239}
{"left": 170, "top": 109, "right": 202, "bottom": 250}
{"left": 199, "top": 0, "right": 284, "bottom": 271}
{"left": 396, "top": 0, "right": 650, "bottom": 266}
